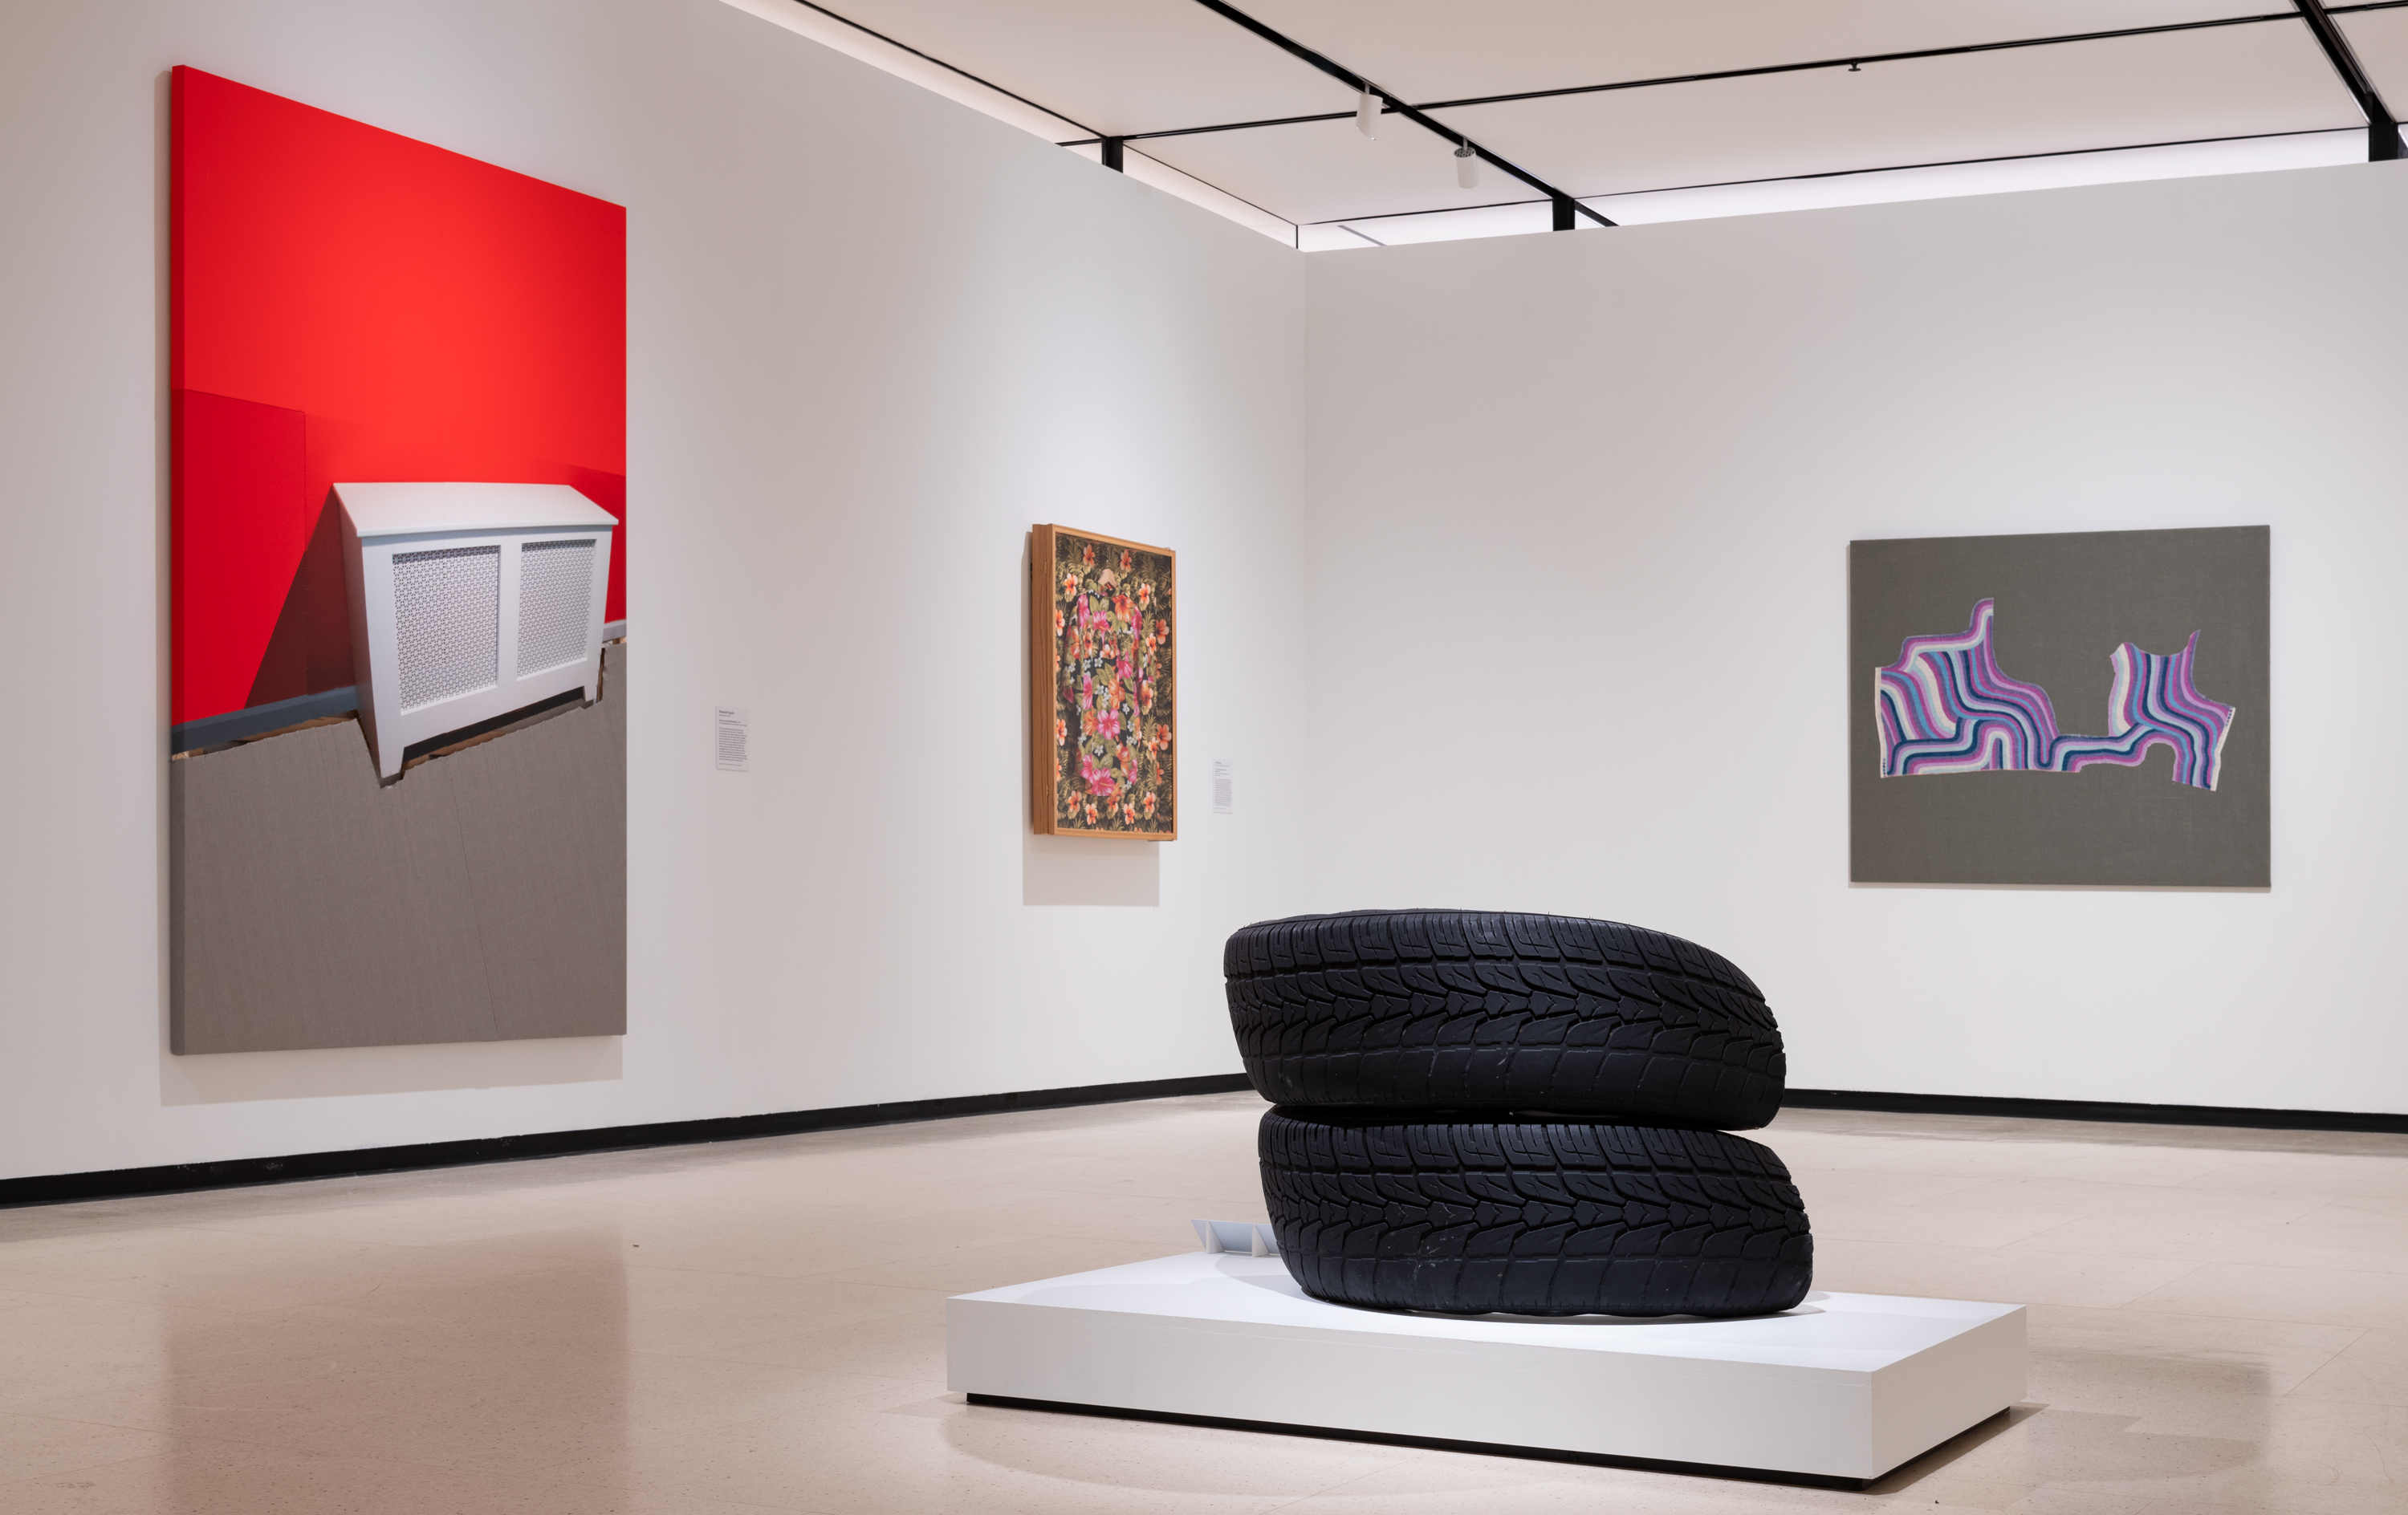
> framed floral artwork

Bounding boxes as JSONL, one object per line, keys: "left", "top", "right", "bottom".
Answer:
{"left": 1031, "top": 524, "right": 1176, "bottom": 839}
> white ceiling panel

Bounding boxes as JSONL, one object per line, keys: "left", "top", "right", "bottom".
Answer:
{"left": 1235, "top": 1, "right": 2292, "bottom": 106}
{"left": 1443, "top": 23, "right": 2357, "bottom": 200}
{"left": 1140, "top": 23, "right": 2357, "bottom": 223}
{"left": 753, "top": 1, "right": 2403, "bottom": 242}
{"left": 811, "top": 0, "right": 1352, "bottom": 136}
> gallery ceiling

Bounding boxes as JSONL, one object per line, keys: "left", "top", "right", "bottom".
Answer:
{"left": 729, "top": 1, "right": 2408, "bottom": 246}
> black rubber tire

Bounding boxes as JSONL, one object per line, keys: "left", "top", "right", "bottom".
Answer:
{"left": 1226, "top": 910, "right": 1784, "bottom": 1130}
{"left": 1260, "top": 1107, "right": 1812, "bottom": 1318}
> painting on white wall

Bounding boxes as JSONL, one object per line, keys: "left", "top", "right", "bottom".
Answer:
{"left": 1849, "top": 526, "right": 2268, "bottom": 887}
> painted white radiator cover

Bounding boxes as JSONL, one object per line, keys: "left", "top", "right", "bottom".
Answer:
{"left": 336, "top": 482, "right": 617, "bottom": 778}
{"left": 948, "top": 1251, "right": 2025, "bottom": 1483}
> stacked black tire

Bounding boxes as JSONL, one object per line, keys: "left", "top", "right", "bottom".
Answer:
{"left": 1224, "top": 910, "right": 1812, "bottom": 1318}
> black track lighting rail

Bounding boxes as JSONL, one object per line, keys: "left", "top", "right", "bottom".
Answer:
{"left": 2296, "top": 0, "right": 2402, "bottom": 157}
{"left": 1063, "top": 2, "right": 2408, "bottom": 160}
{"left": 1180, "top": 0, "right": 1612, "bottom": 228}
{"left": 1397, "top": 10, "right": 2320, "bottom": 118}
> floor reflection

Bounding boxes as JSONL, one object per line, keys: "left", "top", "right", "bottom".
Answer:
{"left": 0, "top": 1093, "right": 2394, "bottom": 1512}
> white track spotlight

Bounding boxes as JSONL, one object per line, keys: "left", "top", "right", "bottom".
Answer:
{"left": 1454, "top": 140, "right": 1479, "bottom": 189}
{"left": 1357, "top": 88, "right": 1378, "bottom": 137}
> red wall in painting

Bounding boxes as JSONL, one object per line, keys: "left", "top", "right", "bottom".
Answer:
{"left": 170, "top": 67, "right": 626, "bottom": 729}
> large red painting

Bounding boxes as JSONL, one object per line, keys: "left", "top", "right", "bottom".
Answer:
{"left": 170, "top": 67, "right": 625, "bottom": 731}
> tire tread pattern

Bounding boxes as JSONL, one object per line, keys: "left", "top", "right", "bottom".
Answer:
{"left": 1226, "top": 910, "right": 1784, "bottom": 1129}
{"left": 1261, "top": 1108, "right": 1812, "bottom": 1318}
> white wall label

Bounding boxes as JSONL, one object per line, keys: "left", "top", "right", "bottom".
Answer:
{"left": 1212, "top": 759, "right": 1233, "bottom": 814}
{"left": 714, "top": 706, "right": 750, "bottom": 772}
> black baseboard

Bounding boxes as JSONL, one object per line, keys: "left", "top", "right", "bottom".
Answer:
{"left": 0, "top": 1072, "right": 1257, "bottom": 1210}
{"left": 964, "top": 1393, "right": 1877, "bottom": 1490}
{"left": 16, "top": 1077, "right": 2394, "bottom": 1211}
{"left": 1784, "top": 1088, "right": 2408, "bottom": 1135}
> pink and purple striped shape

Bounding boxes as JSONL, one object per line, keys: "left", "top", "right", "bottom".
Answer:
{"left": 1876, "top": 599, "right": 2234, "bottom": 790}
{"left": 1875, "top": 600, "right": 2063, "bottom": 776}
{"left": 2045, "top": 633, "right": 2234, "bottom": 787}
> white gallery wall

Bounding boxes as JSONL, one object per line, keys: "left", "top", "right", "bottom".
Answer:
{"left": 0, "top": 0, "right": 1310, "bottom": 1180}
{"left": 5, "top": 3, "right": 2403, "bottom": 1187}
{"left": 1303, "top": 163, "right": 2408, "bottom": 1115}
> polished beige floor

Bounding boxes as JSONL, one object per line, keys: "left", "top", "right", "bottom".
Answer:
{"left": 2, "top": 1093, "right": 2404, "bottom": 1513}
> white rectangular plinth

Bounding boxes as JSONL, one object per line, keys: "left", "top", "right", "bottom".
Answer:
{"left": 949, "top": 1253, "right": 2024, "bottom": 1483}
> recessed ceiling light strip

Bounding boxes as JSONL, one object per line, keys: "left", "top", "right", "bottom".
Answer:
{"left": 1182, "top": 0, "right": 1612, "bottom": 229}
{"left": 781, "top": 0, "right": 1298, "bottom": 237}
{"left": 1300, "top": 121, "right": 2376, "bottom": 236}
{"left": 782, "top": 0, "right": 1101, "bottom": 137}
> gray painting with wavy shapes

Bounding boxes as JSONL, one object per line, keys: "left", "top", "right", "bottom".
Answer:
{"left": 1849, "top": 526, "right": 2268, "bottom": 887}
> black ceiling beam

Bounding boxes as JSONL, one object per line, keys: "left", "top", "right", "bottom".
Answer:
{"left": 1068, "top": 3, "right": 2408, "bottom": 150}
{"left": 1182, "top": 0, "right": 1613, "bottom": 228}
{"left": 2296, "top": 1, "right": 2402, "bottom": 158}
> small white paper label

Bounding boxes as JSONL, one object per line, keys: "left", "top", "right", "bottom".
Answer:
{"left": 1212, "top": 760, "right": 1233, "bottom": 814}
{"left": 1191, "top": 1218, "right": 1278, "bottom": 1256}
{"left": 714, "top": 706, "right": 750, "bottom": 772}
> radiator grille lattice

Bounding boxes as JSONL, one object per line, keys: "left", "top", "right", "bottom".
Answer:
{"left": 393, "top": 545, "right": 500, "bottom": 713}
{"left": 515, "top": 538, "right": 596, "bottom": 677}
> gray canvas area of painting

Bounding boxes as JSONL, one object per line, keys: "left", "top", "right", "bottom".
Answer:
{"left": 170, "top": 645, "right": 626, "bottom": 1052}
{"left": 1849, "top": 528, "right": 2268, "bottom": 887}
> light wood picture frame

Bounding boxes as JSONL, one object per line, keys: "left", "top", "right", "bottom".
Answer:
{"left": 1031, "top": 524, "right": 1177, "bottom": 839}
